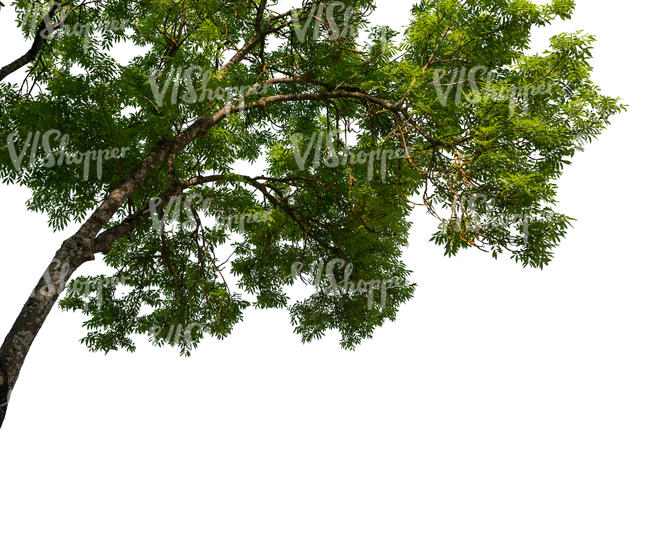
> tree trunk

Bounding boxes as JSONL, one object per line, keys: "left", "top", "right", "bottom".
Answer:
{"left": 0, "top": 236, "right": 94, "bottom": 429}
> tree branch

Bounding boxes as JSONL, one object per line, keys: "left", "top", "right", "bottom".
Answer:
{"left": 0, "top": 2, "right": 64, "bottom": 83}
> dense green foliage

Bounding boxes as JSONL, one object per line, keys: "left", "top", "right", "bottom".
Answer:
{"left": 0, "top": 0, "right": 623, "bottom": 351}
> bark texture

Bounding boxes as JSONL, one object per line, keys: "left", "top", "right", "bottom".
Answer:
{"left": 0, "top": 5, "right": 402, "bottom": 428}
{"left": 0, "top": 236, "right": 93, "bottom": 428}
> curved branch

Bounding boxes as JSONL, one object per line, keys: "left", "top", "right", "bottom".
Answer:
{"left": 0, "top": 2, "right": 64, "bottom": 83}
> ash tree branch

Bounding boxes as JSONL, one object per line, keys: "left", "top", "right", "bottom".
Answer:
{"left": 0, "top": 2, "right": 65, "bottom": 83}
{"left": 240, "top": 175, "right": 339, "bottom": 256}
{"left": 81, "top": 85, "right": 404, "bottom": 253}
{"left": 92, "top": 171, "right": 341, "bottom": 260}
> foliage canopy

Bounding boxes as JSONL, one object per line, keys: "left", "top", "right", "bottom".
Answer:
{"left": 0, "top": 0, "right": 623, "bottom": 351}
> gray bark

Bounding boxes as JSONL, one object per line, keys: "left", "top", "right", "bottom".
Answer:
{"left": 0, "top": 236, "right": 94, "bottom": 428}
{"left": 0, "top": 78, "right": 401, "bottom": 429}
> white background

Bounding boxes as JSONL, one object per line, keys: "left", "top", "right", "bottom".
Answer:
{"left": 0, "top": 1, "right": 648, "bottom": 541}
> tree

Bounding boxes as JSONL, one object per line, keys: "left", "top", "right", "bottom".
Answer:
{"left": 0, "top": 0, "right": 623, "bottom": 429}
